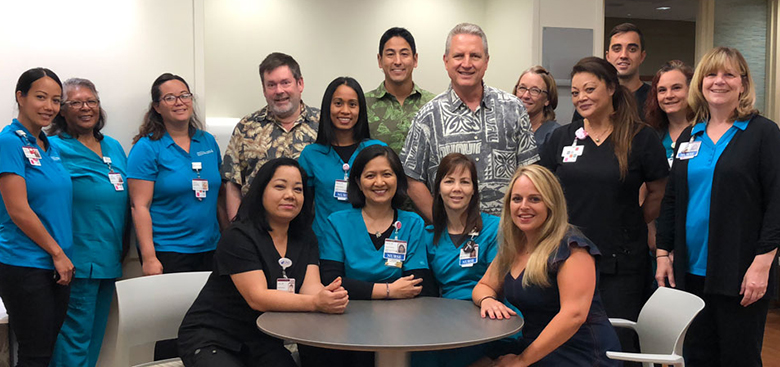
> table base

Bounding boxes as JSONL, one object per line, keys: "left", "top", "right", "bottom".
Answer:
{"left": 376, "top": 350, "right": 410, "bottom": 367}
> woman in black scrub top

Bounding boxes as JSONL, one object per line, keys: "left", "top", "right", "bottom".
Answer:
{"left": 177, "top": 158, "right": 348, "bottom": 367}
{"left": 539, "top": 57, "right": 668, "bottom": 358}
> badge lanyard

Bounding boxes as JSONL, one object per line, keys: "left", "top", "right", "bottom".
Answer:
{"left": 333, "top": 163, "right": 349, "bottom": 201}
{"left": 383, "top": 221, "right": 406, "bottom": 268}
{"left": 562, "top": 127, "right": 587, "bottom": 163}
{"left": 675, "top": 134, "right": 701, "bottom": 161}
{"left": 277, "top": 257, "right": 295, "bottom": 293}
{"left": 103, "top": 156, "right": 125, "bottom": 191}
{"left": 459, "top": 228, "right": 480, "bottom": 267}
{"left": 191, "top": 162, "right": 208, "bottom": 200}
{"left": 15, "top": 130, "right": 42, "bottom": 166}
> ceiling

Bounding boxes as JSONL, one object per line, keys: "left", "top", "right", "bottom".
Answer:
{"left": 605, "top": 0, "right": 698, "bottom": 22}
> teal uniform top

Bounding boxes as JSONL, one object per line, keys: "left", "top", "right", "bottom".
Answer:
{"left": 321, "top": 208, "right": 428, "bottom": 282}
{"left": 50, "top": 133, "right": 128, "bottom": 279}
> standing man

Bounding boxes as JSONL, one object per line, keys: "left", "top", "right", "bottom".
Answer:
{"left": 221, "top": 52, "right": 319, "bottom": 220}
{"left": 365, "top": 27, "right": 435, "bottom": 154}
{"left": 401, "top": 23, "right": 538, "bottom": 220}
{"left": 572, "top": 22, "right": 649, "bottom": 121}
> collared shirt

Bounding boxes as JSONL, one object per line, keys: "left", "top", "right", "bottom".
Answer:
{"left": 127, "top": 130, "right": 221, "bottom": 253}
{"left": 401, "top": 84, "right": 539, "bottom": 215}
{"left": 50, "top": 133, "right": 128, "bottom": 279}
{"left": 685, "top": 119, "right": 749, "bottom": 276}
{"left": 365, "top": 82, "right": 435, "bottom": 154}
{"left": 221, "top": 103, "right": 320, "bottom": 196}
{"left": 0, "top": 119, "right": 73, "bottom": 269}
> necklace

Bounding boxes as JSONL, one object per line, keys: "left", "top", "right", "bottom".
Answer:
{"left": 585, "top": 120, "right": 612, "bottom": 143}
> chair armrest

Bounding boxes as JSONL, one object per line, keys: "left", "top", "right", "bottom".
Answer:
{"left": 608, "top": 318, "right": 637, "bottom": 331}
{"left": 606, "top": 351, "right": 684, "bottom": 365}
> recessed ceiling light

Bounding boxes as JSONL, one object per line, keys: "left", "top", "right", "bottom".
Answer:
{"left": 656, "top": 6, "right": 671, "bottom": 10}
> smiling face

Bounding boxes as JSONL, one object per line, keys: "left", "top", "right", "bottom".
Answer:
{"left": 509, "top": 175, "right": 548, "bottom": 239}
{"left": 358, "top": 156, "right": 397, "bottom": 208}
{"left": 16, "top": 76, "right": 62, "bottom": 131}
{"left": 379, "top": 36, "right": 418, "bottom": 85}
{"left": 61, "top": 86, "right": 99, "bottom": 135}
{"left": 330, "top": 84, "right": 359, "bottom": 133}
{"left": 702, "top": 63, "right": 745, "bottom": 111}
{"left": 605, "top": 31, "right": 646, "bottom": 79}
{"left": 262, "top": 65, "right": 304, "bottom": 119}
{"left": 153, "top": 80, "right": 192, "bottom": 125}
{"left": 439, "top": 165, "right": 475, "bottom": 213}
{"left": 571, "top": 72, "right": 614, "bottom": 119}
{"left": 444, "top": 33, "right": 489, "bottom": 92}
{"left": 656, "top": 70, "right": 690, "bottom": 116}
{"left": 515, "top": 72, "right": 549, "bottom": 118}
{"left": 263, "top": 165, "right": 304, "bottom": 225}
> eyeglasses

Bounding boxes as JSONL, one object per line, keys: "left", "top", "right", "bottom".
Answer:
{"left": 516, "top": 86, "right": 548, "bottom": 97}
{"left": 159, "top": 93, "right": 193, "bottom": 104}
{"left": 63, "top": 100, "right": 99, "bottom": 109}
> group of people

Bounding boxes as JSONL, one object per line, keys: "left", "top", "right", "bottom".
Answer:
{"left": 0, "top": 20, "right": 776, "bottom": 367}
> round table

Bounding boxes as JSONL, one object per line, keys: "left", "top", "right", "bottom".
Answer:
{"left": 257, "top": 297, "right": 523, "bottom": 367}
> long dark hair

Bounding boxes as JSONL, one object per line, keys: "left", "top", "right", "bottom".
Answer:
{"left": 571, "top": 57, "right": 642, "bottom": 179}
{"left": 314, "top": 77, "right": 371, "bottom": 146}
{"left": 347, "top": 145, "right": 407, "bottom": 209}
{"left": 644, "top": 60, "right": 694, "bottom": 131}
{"left": 431, "top": 153, "right": 483, "bottom": 246}
{"left": 234, "top": 158, "right": 313, "bottom": 235}
{"left": 133, "top": 73, "right": 203, "bottom": 143}
{"left": 48, "top": 78, "right": 107, "bottom": 141}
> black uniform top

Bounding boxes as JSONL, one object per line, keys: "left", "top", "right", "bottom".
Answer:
{"left": 539, "top": 120, "right": 668, "bottom": 274}
{"left": 178, "top": 220, "right": 319, "bottom": 354}
{"left": 571, "top": 83, "right": 651, "bottom": 122}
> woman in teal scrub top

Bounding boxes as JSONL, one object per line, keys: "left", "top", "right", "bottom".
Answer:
{"left": 0, "top": 67, "right": 74, "bottom": 366}
{"left": 298, "top": 77, "right": 384, "bottom": 241}
{"left": 47, "top": 78, "right": 129, "bottom": 367}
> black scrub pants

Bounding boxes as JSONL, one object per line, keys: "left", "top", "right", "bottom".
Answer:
{"left": 598, "top": 270, "right": 651, "bottom": 367}
{"left": 0, "top": 263, "right": 70, "bottom": 367}
{"left": 683, "top": 274, "right": 769, "bottom": 367}
{"left": 181, "top": 344, "right": 298, "bottom": 367}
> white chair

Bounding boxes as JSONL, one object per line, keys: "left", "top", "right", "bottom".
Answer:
{"left": 97, "top": 272, "right": 211, "bottom": 367}
{"left": 606, "top": 286, "right": 705, "bottom": 367}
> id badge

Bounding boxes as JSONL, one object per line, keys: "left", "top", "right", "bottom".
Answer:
{"left": 108, "top": 172, "right": 125, "bottom": 191}
{"left": 333, "top": 179, "right": 348, "bottom": 201}
{"left": 676, "top": 141, "right": 701, "bottom": 160}
{"left": 459, "top": 242, "right": 479, "bottom": 267}
{"left": 22, "top": 146, "right": 42, "bottom": 166}
{"left": 561, "top": 145, "right": 584, "bottom": 163}
{"left": 276, "top": 278, "right": 296, "bottom": 293}
{"left": 192, "top": 179, "right": 209, "bottom": 191}
{"left": 383, "top": 238, "right": 407, "bottom": 261}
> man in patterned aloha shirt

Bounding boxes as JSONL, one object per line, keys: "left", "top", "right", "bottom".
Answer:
{"left": 221, "top": 52, "right": 320, "bottom": 219}
{"left": 365, "top": 27, "right": 435, "bottom": 155}
{"left": 401, "top": 23, "right": 539, "bottom": 219}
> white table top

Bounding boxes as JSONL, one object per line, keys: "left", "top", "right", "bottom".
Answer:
{"left": 257, "top": 297, "right": 523, "bottom": 352}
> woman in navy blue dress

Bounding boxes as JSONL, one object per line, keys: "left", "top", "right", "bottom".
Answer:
{"left": 472, "top": 165, "right": 620, "bottom": 366}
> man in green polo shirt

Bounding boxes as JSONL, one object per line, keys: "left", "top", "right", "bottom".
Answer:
{"left": 366, "top": 27, "right": 435, "bottom": 154}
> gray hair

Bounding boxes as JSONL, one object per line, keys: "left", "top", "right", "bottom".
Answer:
{"left": 62, "top": 78, "right": 101, "bottom": 101}
{"left": 444, "top": 23, "right": 489, "bottom": 57}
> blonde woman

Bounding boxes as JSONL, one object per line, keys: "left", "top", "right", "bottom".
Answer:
{"left": 472, "top": 165, "right": 619, "bottom": 367}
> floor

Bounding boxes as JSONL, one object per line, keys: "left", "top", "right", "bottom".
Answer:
{"left": 764, "top": 307, "right": 780, "bottom": 367}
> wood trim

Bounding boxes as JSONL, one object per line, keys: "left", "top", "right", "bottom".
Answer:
{"left": 766, "top": 0, "right": 779, "bottom": 122}
{"left": 695, "top": 0, "right": 715, "bottom": 63}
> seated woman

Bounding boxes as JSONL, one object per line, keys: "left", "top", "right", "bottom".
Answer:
{"left": 178, "top": 158, "right": 348, "bottom": 367}
{"left": 472, "top": 165, "right": 620, "bottom": 367}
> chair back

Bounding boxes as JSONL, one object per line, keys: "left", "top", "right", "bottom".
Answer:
{"left": 97, "top": 272, "right": 211, "bottom": 367}
{"left": 635, "top": 286, "right": 705, "bottom": 355}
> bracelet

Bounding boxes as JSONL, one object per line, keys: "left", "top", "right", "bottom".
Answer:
{"left": 656, "top": 255, "right": 669, "bottom": 258}
{"left": 478, "top": 295, "right": 497, "bottom": 307}
{"left": 385, "top": 283, "right": 390, "bottom": 299}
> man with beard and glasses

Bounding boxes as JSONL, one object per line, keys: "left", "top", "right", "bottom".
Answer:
{"left": 221, "top": 52, "right": 320, "bottom": 220}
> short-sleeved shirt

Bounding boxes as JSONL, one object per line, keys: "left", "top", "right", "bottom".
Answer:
{"left": 539, "top": 121, "right": 668, "bottom": 274}
{"left": 50, "top": 133, "right": 128, "bottom": 279}
{"left": 127, "top": 130, "right": 221, "bottom": 254}
{"left": 221, "top": 103, "right": 320, "bottom": 195}
{"left": 685, "top": 119, "right": 748, "bottom": 276}
{"left": 424, "top": 213, "right": 500, "bottom": 300}
{"left": 178, "top": 221, "right": 319, "bottom": 354}
{"left": 365, "top": 82, "right": 435, "bottom": 154}
{"left": 320, "top": 208, "right": 428, "bottom": 282}
{"left": 0, "top": 119, "right": 73, "bottom": 269}
{"left": 401, "top": 84, "right": 539, "bottom": 215}
{"left": 298, "top": 140, "right": 385, "bottom": 240}
{"left": 534, "top": 120, "right": 561, "bottom": 152}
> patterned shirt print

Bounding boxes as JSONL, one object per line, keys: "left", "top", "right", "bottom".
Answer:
{"left": 400, "top": 84, "right": 539, "bottom": 215}
{"left": 221, "top": 103, "right": 320, "bottom": 195}
{"left": 366, "top": 82, "right": 436, "bottom": 154}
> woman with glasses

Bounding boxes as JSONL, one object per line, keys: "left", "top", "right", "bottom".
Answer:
{"left": 128, "top": 73, "right": 221, "bottom": 277}
{"left": 514, "top": 66, "right": 560, "bottom": 150}
{"left": 0, "top": 68, "right": 74, "bottom": 366}
{"left": 47, "top": 78, "right": 130, "bottom": 367}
